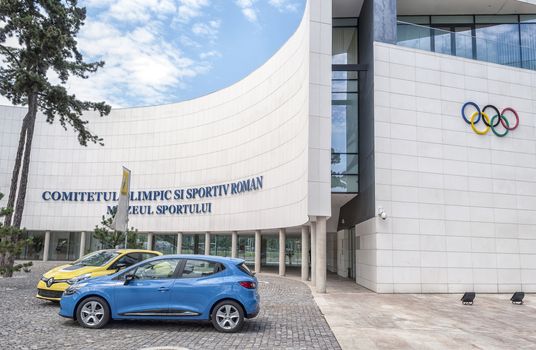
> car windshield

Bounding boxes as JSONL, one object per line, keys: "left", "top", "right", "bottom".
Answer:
{"left": 74, "top": 251, "right": 120, "bottom": 267}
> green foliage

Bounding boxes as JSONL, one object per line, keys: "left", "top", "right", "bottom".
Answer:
{"left": 0, "top": 0, "right": 111, "bottom": 146}
{"left": 0, "top": 192, "right": 32, "bottom": 277}
{"left": 93, "top": 208, "right": 142, "bottom": 249}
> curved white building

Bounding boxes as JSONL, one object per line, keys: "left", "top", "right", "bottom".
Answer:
{"left": 3, "top": 0, "right": 536, "bottom": 294}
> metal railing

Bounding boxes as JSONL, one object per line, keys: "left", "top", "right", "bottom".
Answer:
{"left": 396, "top": 21, "right": 536, "bottom": 70}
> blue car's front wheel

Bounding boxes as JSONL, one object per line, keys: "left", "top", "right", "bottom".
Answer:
{"left": 76, "top": 297, "right": 110, "bottom": 329}
{"left": 211, "top": 300, "right": 245, "bottom": 333}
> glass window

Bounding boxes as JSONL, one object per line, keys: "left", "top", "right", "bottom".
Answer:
{"left": 154, "top": 234, "right": 177, "bottom": 255}
{"left": 238, "top": 236, "right": 255, "bottom": 264}
{"left": 520, "top": 15, "right": 536, "bottom": 23}
{"left": 397, "top": 23, "right": 432, "bottom": 51}
{"left": 110, "top": 253, "right": 139, "bottom": 269}
{"left": 181, "top": 260, "right": 220, "bottom": 278}
{"left": 17, "top": 231, "right": 45, "bottom": 260}
{"left": 333, "top": 18, "right": 358, "bottom": 27}
{"left": 332, "top": 153, "right": 358, "bottom": 175}
{"left": 455, "top": 27, "right": 474, "bottom": 59}
{"left": 134, "top": 259, "right": 180, "bottom": 279}
{"left": 475, "top": 15, "right": 518, "bottom": 24}
{"left": 398, "top": 16, "right": 430, "bottom": 25}
{"left": 210, "top": 235, "right": 232, "bottom": 257}
{"left": 75, "top": 250, "right": 120, "bottom": 266}
{"left": 48, "top": 232, "right": 81, "bottom": 261}
{"left": 333, "top": 27, "right": 358, "bottom": 64}
{"left": 521, "top": 24, "right": 536, "bottom": 70}
{"left": 140, "top": 253, "right": 158, "bottom": 261}
{"left": 433, "top": 27, "right": 452, "bottom": 55}
{"left": 431, "top": 16, "right": 473, "bottom": 24}
{"left": 332, "top": 175, "right": 359, "bottom": 193}
{"left": 476, "top": 24, "right": 521, "bottom": 67}
{"left": 237, "top": 262, "right": 254, "bottom": 277}
{"left": 332, "top": 92, "right": 358, "bottom": 154}
{"left": 181, "top": 234, "right": 205, "bottom": 254}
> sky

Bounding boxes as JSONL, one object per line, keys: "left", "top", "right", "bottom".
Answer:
{"left": 0, "top": 0, "right": 305, "bottom": 108}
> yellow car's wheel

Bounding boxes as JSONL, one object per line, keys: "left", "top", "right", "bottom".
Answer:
{"left": 76, "top": 296, "right": 110, "bottom": 329}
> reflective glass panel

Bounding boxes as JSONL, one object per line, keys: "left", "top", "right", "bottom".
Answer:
{"left": 331, "top": 175, "right": 359, "bottom": 193}
{"left": 154, "top": 234, "right": 177, "bottom": 255}
{"left": 397, "top": 24, "right": 432, "bottom": 51}
{"left": 332, "top": 92, "right": 358, "bottom": 154}
{"left": 433, "top": 27, "right": 452, "bottom": 55}
{"left": 476, "top": 24, "right": 521, "bottom": 67}
{"left": 210, "top": 235, "right": 232, "bottom": 257}
{"left": 333, "top": 27, "right": 358, "bottom": 64}
{"left": 332, "top": 153, "right": 358, "bottom": 175}
{"left": 521, "top": 24, "right": 536, "bottom": 69}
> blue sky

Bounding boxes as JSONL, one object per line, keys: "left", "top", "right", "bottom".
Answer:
{"left": 57, "top": 0, "right": 306, "bottom": 108}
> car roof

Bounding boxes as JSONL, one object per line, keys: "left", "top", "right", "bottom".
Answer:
{"left": 98, "top": 249, "right": 161, "bottom": 254}
{"left": 150, "top": 254, "right": 245, "bottom": 265}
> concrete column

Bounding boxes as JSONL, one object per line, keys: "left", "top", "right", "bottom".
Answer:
{"left": 176, "top": 233, "right": 183, "bottom": 254}
{"left": 316, "top": 216, "right": 327, "bottom": 293}
{"left": 310, "top": 222, "right": 316, "bottom": 286}
{"left": 279, "top": 228, "right": 286, "bottom": 276}
{"left": 301, "top": 226, "right": 309, "bottom": 281}
{"left": 147, "top": 233, "right": 154, "bottom": 250}
{"left": 254, "top": 230, "right": 261, "bottom": 273}
{"left": 43, "top": 231, "right": 50, "bottom": 262}
{"left": 79, "top": 231, "right": 86, "bottom": 258}
{"left": 231, "top": 231, "right": 238, "bottom": 258}
{"left": 205, "top": 232, "right": 211, "bottom": 255}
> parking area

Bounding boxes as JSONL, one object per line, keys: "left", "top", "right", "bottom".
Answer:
{"left": 0, "top": 261, "right": 340, "bottom": 350}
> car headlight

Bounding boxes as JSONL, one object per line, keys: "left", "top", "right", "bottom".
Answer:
{"left": 64, "top": 283, "right": 88, "bottom": 296}
{"left": 67, "top": 273, "right": 91, "bottom": 285}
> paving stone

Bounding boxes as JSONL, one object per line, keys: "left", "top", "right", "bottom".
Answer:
{"left": 0, "top": 262, "right": 341, "bottom": 350}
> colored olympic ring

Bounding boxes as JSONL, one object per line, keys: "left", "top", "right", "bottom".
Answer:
{"left": 461, "top": 102, "right": 520, "bottom": 137}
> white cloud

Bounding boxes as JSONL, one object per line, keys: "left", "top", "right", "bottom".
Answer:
{"left": 70, "top": 16, "right": 212, "bottom": 106}
{"left": 178, "top": 0, "right": 210, "bottom": 23}
{"left": 102, "top": 0, "right": 177, "bottom": 23}
{"left": 199, "top": 50, "right": 221, "bottom": 59}
{"left": 192, "top": 19, "right": 221, "bottom": 40}
{"left": 235, "top": 0, "right": 258, "bottom": 22}
{"left": 268, "top": 0, "right": 299, "bottom": 12}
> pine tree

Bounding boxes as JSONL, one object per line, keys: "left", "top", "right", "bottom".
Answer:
{"left": 0, "top": 0, "right": 111, "bottom": 275}
{"left": 93, "top": 207, "right": 143, "bottom": 250}
{"left": 0, "top": 192, "right": 32, "bottom": 277}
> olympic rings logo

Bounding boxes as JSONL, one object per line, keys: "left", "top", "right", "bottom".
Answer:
{"left": 461, "top": 102, "right": 519, "bottom": 137}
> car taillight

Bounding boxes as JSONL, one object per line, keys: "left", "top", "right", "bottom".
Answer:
{"left": 239, "top": 281, "right": 256, "bottom": 289}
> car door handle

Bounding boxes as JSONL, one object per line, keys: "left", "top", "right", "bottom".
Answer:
{"left": 158, "top": 287, "right": 170, "bottom": 292}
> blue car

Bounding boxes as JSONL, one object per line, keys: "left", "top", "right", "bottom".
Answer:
{"left": 59, "top": 255, "right": 260, "bottom": 333}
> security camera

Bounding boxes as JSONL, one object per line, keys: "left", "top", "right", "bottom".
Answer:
{"left": 378, "top": 207, "right": 387, "bottom": 220}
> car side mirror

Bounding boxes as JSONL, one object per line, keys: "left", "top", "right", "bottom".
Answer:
{"left": 124, "top": 274, "right": 136, "bottom": 285}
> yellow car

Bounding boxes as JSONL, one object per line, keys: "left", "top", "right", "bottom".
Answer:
{"left": 36, "top": 249, "right": 162, "bottom": 301}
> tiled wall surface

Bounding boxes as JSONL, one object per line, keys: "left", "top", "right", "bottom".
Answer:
{"left": 370, "top": 42, "right": 536, "bottom": 293}
{"left": 0, "top": 3, "right": 330, "bottom": 233}
{"left": 308, "top": 0, "right": 332, "bottom": 217}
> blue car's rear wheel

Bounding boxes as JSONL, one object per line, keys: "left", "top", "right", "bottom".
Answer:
{"left": 211, "top": 300, "right": 245, "bottom": 333}
{"left": 76, "top": 296, "right": 110, "bottom": 329}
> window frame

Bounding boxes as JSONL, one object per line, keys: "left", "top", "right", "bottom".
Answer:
{"left": 117, "top": 257, "right": 183, "bottom": 280}
{"left": 176, "top": 259, "right": 226, "bottom": 279}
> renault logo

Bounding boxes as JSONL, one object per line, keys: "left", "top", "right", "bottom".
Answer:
{"left": 46, "top": 278, "right": 54, "bottom": 288}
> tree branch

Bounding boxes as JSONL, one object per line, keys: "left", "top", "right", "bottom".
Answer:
{"left": 0, "top": 44, "right": 21, "bottom": 68}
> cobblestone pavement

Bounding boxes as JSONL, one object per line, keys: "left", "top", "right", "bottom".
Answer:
{"left": 0, "top": 262, "right": 340, "bottom": 350}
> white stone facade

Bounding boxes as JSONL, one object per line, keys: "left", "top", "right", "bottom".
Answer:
{"left": 364, "top": 42, "right": 536, "bottom": 293}
{"left": 0, "top": 1, "right": 332, "bottom": 234}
